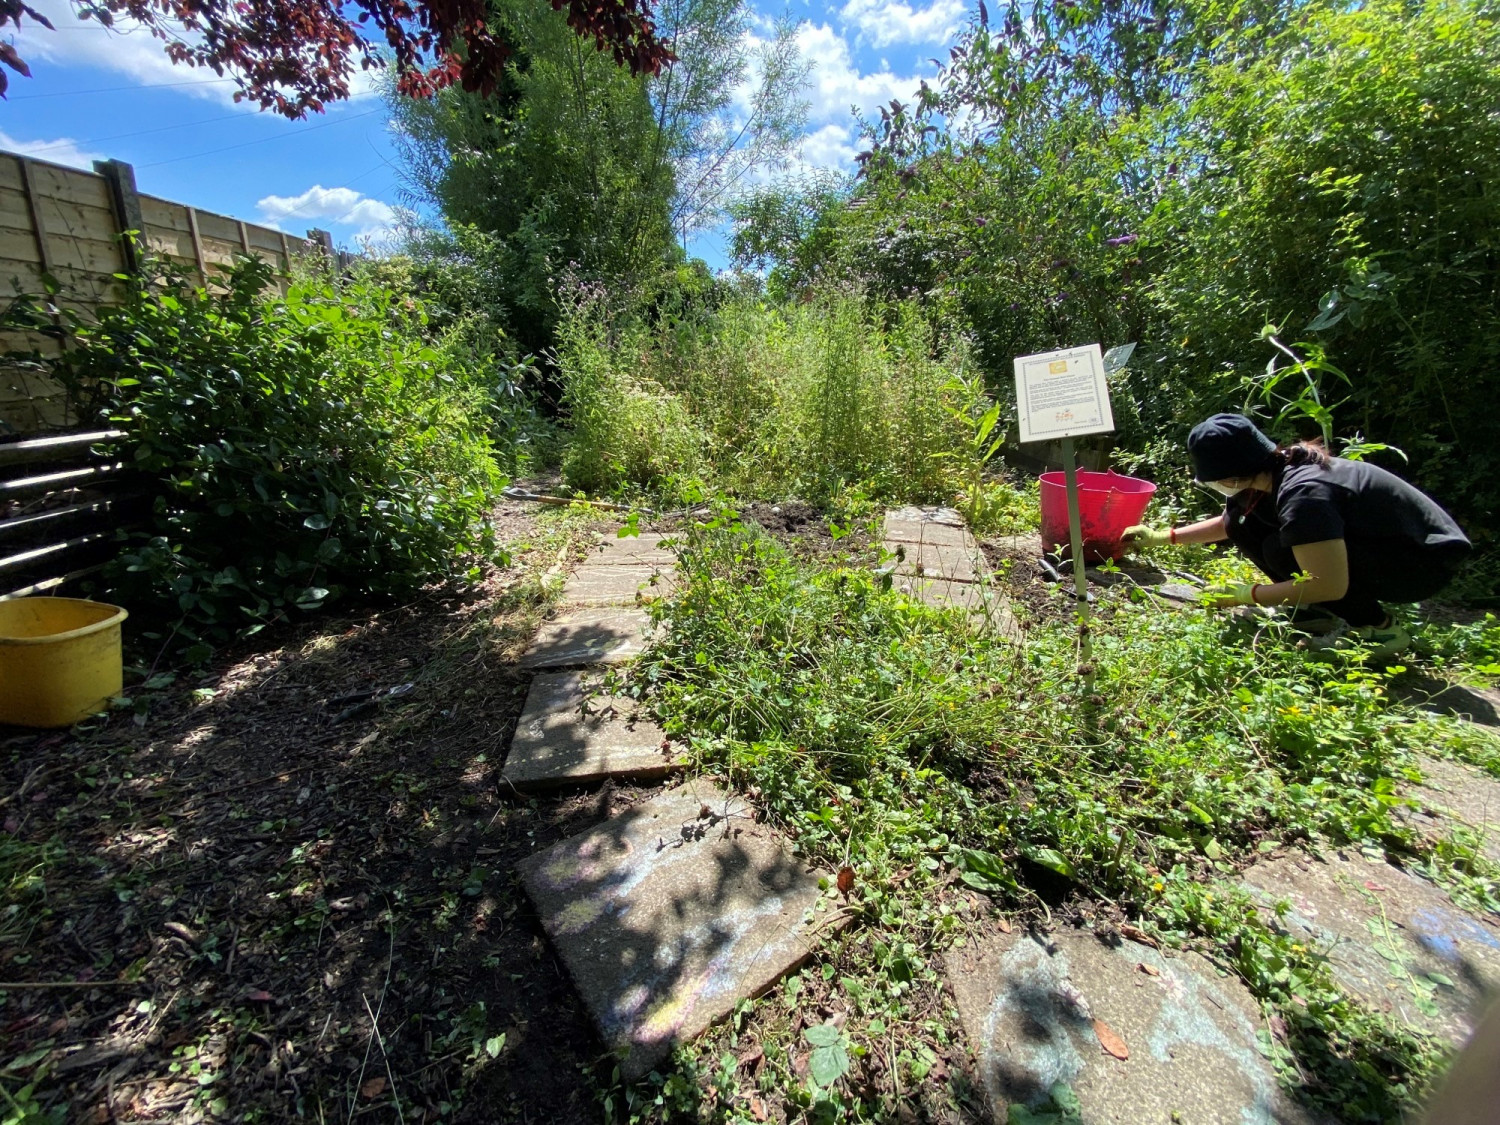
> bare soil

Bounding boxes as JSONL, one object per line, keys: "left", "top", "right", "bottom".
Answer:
{"left": 977, "top": 532, "right": 1076, "bottom": 628}
{"left": 0, "top": 496, "right": 637, "bottom": 1124}
{"left": 664, "top": 500, "right": 882, "bottom": 566}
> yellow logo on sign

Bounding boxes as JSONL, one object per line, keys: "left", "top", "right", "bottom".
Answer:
{"left": 1048, "top": 360, "right": 1069, "bottom": 374}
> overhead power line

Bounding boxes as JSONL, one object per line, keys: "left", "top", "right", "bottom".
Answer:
{"left": 141, "top": 109, "right": 384, "bottom": 168}
{"left": 9, "top": 77, "right": 240, "bottom": 100}
{"left": 16, "top": 109, "right": 263, "bottom": 155}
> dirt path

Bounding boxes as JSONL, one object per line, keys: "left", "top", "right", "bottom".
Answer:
{"left": 0, "top": 496, "right": 632, "bottom": 1123}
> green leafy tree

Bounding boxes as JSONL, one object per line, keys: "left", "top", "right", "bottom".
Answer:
{"left": 390, "top": 0, "right": 806, "bottom": 358}
{"left": 1142, "top": 0, "right": 1500, "bottom": 524}
{"left": 646, "top": 0, "right": 808, "bottom": 241}
{"left": 749, "top": 0, "right": 1500, "bottom": 544}
{"left": 391, "top": 0, "right": 676, "bottom": 357}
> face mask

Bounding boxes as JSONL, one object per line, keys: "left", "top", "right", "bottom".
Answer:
{"left": 1205, "top": 480, "right": 1246, "bottom": 498}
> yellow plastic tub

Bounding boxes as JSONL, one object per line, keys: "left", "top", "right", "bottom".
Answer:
{"left": 0, "top": 597, "right": 128, "bottom": 728}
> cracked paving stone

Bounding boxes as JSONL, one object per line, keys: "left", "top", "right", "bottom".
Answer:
{"left": 1241, "top": 850, "right": 1500, "bottom": 1044}
{"left": 588, "top": 532, "right": 678, "bottom": 568}
{"left": 561, "top": 564, "right": 677, "bottom": 607}
{"left": 1402, "top": 756, "right": 1500, "bottom": 865}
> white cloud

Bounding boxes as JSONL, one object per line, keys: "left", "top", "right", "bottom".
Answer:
{"left": 11, "top": 0, "right": 380, "bottom": 107}
{"left": 796, "top": 123, "right": 862, "bottom": 171}
{"left": 839, "top": 0, "right": 965, "bottom": 47}
{"left": 13, "top": 0, "right": 238, "bottom": 105}
{"left": 256, "top": 185, "right": 406, "bottom": 248}
{"left": 796, "top": 22, "right": 926, "bottom": 127}
{"left": 0, "top": 129, "right": 102, "bottom": 170}
{"left": 257, "top": 185, "right": 396, "bottom": 227}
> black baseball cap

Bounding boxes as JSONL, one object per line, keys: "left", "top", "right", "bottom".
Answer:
{"left": 1187, "top": 414, "right": 1277, "bottom": 481}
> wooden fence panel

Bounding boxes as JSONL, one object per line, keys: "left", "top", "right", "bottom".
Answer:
{"left": 0, "top": 150, "right": 330, "bottom": 433}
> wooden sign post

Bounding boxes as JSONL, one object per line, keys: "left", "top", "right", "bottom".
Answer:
{"left": 1013, "top": 344, "right": 1118, "bottom": 690}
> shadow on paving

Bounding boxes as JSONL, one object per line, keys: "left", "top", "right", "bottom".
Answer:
{"left": 518, "top": 779, "right": 840, "bottom": 1081}
{"left": 501, "top": 670, "right": 684, "bottom": 791}
{"left": 1393, "top": 672, "right": 1500, "bottom": 727}
{"left": 0, "top": 577, "right": 637, "bottom": 1123}
{"left": 948, "top": 927, "right": 1316, "bottom": 1125}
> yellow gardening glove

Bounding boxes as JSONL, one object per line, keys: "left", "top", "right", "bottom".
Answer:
{"left": 1121, "top": 524, "right": 1171, "bottom": 550}
{"left": 1200, "top": 582, "right": 1259, "bottom": 609}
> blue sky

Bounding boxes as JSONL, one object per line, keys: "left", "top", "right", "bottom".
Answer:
{"left": 3, "top": 0, "right": 965, "bottom": 267}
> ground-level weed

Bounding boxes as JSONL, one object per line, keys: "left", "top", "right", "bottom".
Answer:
{"left": 631, "top": 511, "right": 1496, "bottom": 1121}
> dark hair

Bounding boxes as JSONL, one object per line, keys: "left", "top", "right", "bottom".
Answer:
{"left": 1275, "top": 439, "right": 1331, "bottom": 468}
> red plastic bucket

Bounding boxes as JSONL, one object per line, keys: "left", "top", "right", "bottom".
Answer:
{"left": 1039, "top": 469, "right": 1157, "bottom": 562}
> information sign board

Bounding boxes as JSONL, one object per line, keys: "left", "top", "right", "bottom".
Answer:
{"left": 1013, "top": 344, "right": 1115, "bottom": 443}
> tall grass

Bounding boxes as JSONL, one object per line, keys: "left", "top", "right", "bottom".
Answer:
{"left": 556, "top": 284, "right": 984, "bottom": 503}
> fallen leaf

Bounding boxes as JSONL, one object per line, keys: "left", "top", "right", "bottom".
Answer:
{"left": 749, "top": 1095, "right": 768, "bottom": 1122}
{"left": 1269, "top": 1014, "right": 1288, "bottom": 1041}
{"left": 736, "top": 1041, "right": 764, "bottom": 1071}
{"left": 1093, "top": 1018, "right": 1130, "bottom": 1060}
{"left": 836, "top": 866, "right": 854, "bottom": 896}
{"left": 1363, "top": 880, "right": 1388, "bottom": 892}
{"left": 997, "top": 916, "right": 1013, "bottom": 934}
{"left": 1136, "top": 962, "right": 1160, "bottom": 977}
{"left": 360, "top": 1076, "right": 387, "bottom": 1099}
{"left": 1120, "top": 923, "right": 1159, "bottom": 949}
{"left": 164, "top": 921, "right": 199, "bottom": 945}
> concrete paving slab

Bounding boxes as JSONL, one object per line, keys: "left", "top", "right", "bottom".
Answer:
{"left": 1396, "top": 675, "right": 1500, "bottom": 728}
{"left": 562, "top": 564, "right": 677, "bottom": 607}
{"left": 518, "top": 777, "right": 844, "bottom": 1080}
{"left": 947, "top": 927, "right": 1310, "bottom": 1125}
{"left": 1150, "top": 583, "right": 1201, "bottom": 606}
{"left": 1241, "top": 852, "right": 1500, "bottom": 1044}
{"left": 1403, "top": 756, "right": 1500, "bottom": 867}
{"left": 502, "top": 671, "right": 685, "bottom": 790}
{"left": 891, "top": 541, "right": 983, "bottom": 584}
{"left": 883, "top": 518, "right": 972, "bottom": 548}
{"left": 991, "top": 534, "right": 1043, "bottom": 559}
{"left": 884, "top": 505, "right": 965, "bottom": 527}
{"left": 590, "top": 532, "right": 677, "bottom": 567}
{"left": 519, "top": 607, "right": 654, "bottom": 670}
{"left": 894, "top": 573, "right": 987, "bottom": 611}
{"left": 892, "top": 575, "right": 1021, "bottom": 639}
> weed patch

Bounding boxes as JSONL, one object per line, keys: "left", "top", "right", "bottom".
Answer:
{"left": 631, "top": 510, "right": 1498, "bottom": 1120}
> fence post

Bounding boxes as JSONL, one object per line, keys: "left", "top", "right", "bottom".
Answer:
{"left": 307, "top": 228, "right": 334, "bottom": 264}
{"left": 186, "top": 207, "right": 209, "bottom": 287}
{"left": 307, "top": 228, "right": 337, "bottom": 290}
{"left": 93, "top": 158, "right": 145, "bottom": 273}
{"left": 16, "top": 158, "right": 54, "bottom": 276}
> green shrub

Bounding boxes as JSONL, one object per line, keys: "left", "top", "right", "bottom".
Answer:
{"left": 36, "top": 256, "right": 503, "bottom": 658}
{"left": 556, "top": 285, "right": 708, "bottom": 497}
{"left": 1142, "top": 0, "right": 1500, "bottom": 530}
{"left": 555, "top": 281, "right": 984, "bottom": 503}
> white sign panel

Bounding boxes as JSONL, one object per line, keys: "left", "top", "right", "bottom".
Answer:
{"left": 1013, "top": 343, "right": 1115, "bottom": 443}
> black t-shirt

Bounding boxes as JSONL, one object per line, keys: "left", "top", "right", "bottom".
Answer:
{"left": 1229, "top": 458, "right": 1470, "bottom": 556}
